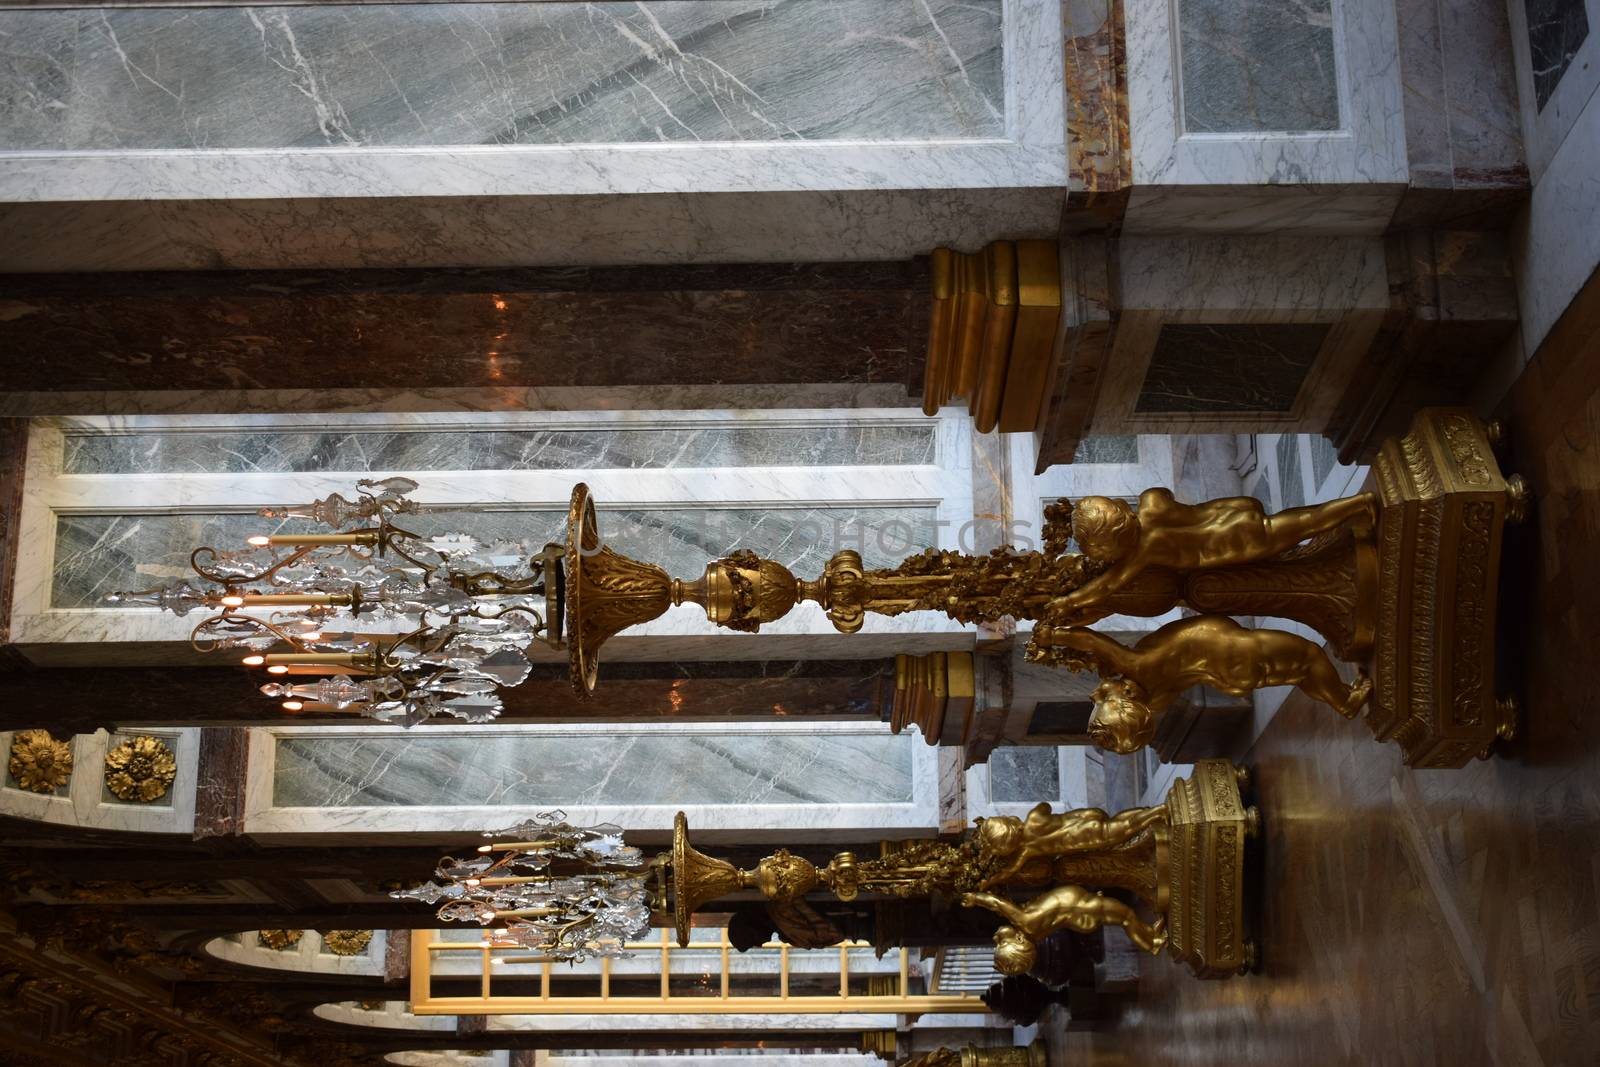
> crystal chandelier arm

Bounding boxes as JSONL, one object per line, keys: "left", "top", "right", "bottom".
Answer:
{"left": 374, "top": 522, "right": 444, "bottom": 578}
{"left": 189, "top": 610, "right": 314, "bottom": 654}
{"left": 189, "top": 542, "right": 326, "bottom": 585}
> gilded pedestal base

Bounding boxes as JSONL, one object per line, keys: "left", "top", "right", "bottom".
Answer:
{"left": 1369, "top": 409, "right": 1523, "bottom": 767}
{"left": 1162, "top": 759, "right": 1255, "bottom": 979}
{"left": 959, "top": 1040, "right": 1048, "bottom": 1067}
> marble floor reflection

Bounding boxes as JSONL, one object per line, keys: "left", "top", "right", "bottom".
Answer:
{"left": 1046, "top": 319, "right": 1600, "bottom": 1064}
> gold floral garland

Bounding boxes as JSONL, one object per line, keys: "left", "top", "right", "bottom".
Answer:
{"left": 257, "top": 929, "right": 304, "bottom": 952}
{"left": 322, "top": 929, "right": 373, "bottom": 956}
{"left": 104, "top": 735, "right": 177, "bottom": 803}
{"left": 8, "top": 731, "right": 73, "bottom": 794}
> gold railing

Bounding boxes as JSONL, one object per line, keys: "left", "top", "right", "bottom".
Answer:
{"left": 409, "top": 928, "right": 984, "bottom": 1016}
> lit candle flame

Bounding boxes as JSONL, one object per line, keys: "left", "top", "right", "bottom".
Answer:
{"left": 242, "top": 655, "right": 265, "bottom": 666}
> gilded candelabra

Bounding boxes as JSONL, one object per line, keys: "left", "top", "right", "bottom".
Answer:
{"left": 667, "top": 759, "right": 1258, "bottom": 979}
{"left": 122, "top": 409, "right": 1523, "bottom": 758}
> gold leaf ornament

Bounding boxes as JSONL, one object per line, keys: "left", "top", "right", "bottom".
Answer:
{"left": 8, "top": 731, "right": 73, "bottom": 794}
{"left": 258, "top": 929, "right": 304, "bottom": 952}
{"left": 104, "top": 735, "right": 178, "bottom": 802}
{"left": 323, "top": 929, "right": 373, "bottom": 956}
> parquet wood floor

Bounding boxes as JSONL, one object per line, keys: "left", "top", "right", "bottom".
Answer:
{"left": 1048, "top": 299, "right": 1600, "bottom": 1066}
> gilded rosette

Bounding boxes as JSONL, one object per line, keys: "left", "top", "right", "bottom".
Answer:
{"left": 257, "top": 929, "right": 303, "bottom": 952}
{"left": 7, "top": 730, "right": 73, "bottom": 795}
{"left": 104, "top": 735, "right": 177, "bottom": 803}
{"left": 322, "top": 929, "right": 373, "bottom": 956}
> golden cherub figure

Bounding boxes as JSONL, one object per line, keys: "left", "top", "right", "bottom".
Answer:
{"left": 1047, "top": 488, "right": 1376, "bottom": 622}
{"left": 961, "top": 887, "right": 1167, "bottom": 972}
{"left": 1032, "top": 615, "right": 1372, "bottom": 754}
{"left": 977, "top": 802, "right": 1166, "bottom": 889}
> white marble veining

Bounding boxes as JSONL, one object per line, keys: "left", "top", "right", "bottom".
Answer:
{"left": 270, "top": 726, "right": 916, "bottom": 808}
{"left": 1115, "top": 235, "right": 1389, "bottom": 311}
{"left": 1392, "top": 0, "right": 1526, "bottom": 192}
{"left": 0, "top": 728, "right": 198, "bottom": 834}
{"left": 0, "top": 0, "right": 1064, "bottom": 207}
{"left": 1123, "top": 184, "right": 1402, "bottom": 235}
{"left": 1505, "top": 0, "right": 1600, "bottom": 181}
{"left": 965, "top": 746, "right": 1088, "bottom": 822}
{"left": 241, "top": 722, "right": 940, "bottom": 839}
{"left": 1126, "top": 0, "right": 1407, "bottom": 197}
{"left": 2, "top": 2, "right": 1004, "bottom": 150}
{"left": 0, "top": 186, "right": 1066, "bottom": 272}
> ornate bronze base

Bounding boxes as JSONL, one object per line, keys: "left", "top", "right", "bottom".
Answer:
{"left": 959, "top": 1040, "right": 1048, "bottom": 1067}
{"left": 1369, "top": 409, "right": 1524, "bottom": 767}
{"left": 1163, "top": 759, "right": 1256, "bottom": 978}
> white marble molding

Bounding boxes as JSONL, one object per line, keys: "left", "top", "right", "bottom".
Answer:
{"left": 240, "top": 721, "right": 941, "bottom": 839}
{"left": 0, "top": 0, "right": 1066, "bottom": 204}
{"left": 1123, "top": 0, "right": 1409, "bottom": 232}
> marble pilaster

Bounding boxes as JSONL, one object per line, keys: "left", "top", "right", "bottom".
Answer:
{"left": 1390, "top": 0, "right": 1528, "bottom": 227}
{"left": 1121, "top": 0, "right": 1408, "bottom": 233}
{"left": 241, "top": 722, "right": 941, "bottom": 840}
{"left": 0, "top": 0, "right": 1067, "bottom": 271}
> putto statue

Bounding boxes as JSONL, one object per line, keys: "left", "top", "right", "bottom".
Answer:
{"left": 961, "top": 886, "right": 1168, "bottom": 966}
{"left": 1047, "top": 488, "right": 1376, "bottom": 623}
{"left": 1030, "top": 616, "right": 1373, "bottom": 754}
{"left": 976, "top": 802, "right": 1167, "bottom": 888}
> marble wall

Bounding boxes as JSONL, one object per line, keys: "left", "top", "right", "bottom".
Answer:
{"left": 0, "top": 1, "right": 1002, "bottom": 151}
{"left": 1504, "top": 0, "right": 1600, "bottom": 359}
{"left": 1123, "top": 0, "right": 1407, "bottom": 232}
{"left": 271, "top": 728, "right": 913, "bottom": 808}
{"left": 245, "top": 723, "right": 939, "bottom": 836}
{"left": 1389, "top": 0, "right": 1526, "bottom": 229}
{"left": 0, "top": 1, "right": 1065, "bottom": 269}
{"left": 1525, "top": 0, "right": 1591, "bottom": 109}
{"left": 985, "top": 746, "right": 1059, "bottom": 802}
{"left": 1177, "top": 0, "right": 1340, "bottom": 133}
{"left": 62, "top": 423, "right": 937, "bottom": 476}
{"left": 1135, "top": 323, "right": 1331, "bottom": 415}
